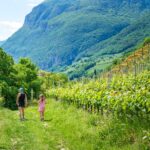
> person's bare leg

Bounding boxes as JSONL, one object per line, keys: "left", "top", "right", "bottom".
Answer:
{"left": 42, "top": 112, "right": 44, "bottom": 121}
{"left": 22, "top": 108, "right": 25, "bottom": 119}
{"left": 19, "top": 107, "right": 22, "bottom": 120}
{"left": 19, "top": 107, "right": 21, "bottom": 119}
{"left": 40, "top": 112, "right": 42, "bottom": 121}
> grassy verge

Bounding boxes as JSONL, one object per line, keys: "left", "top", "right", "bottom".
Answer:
{"left": 0, "top": 99, "right": 149, "bottom": 150}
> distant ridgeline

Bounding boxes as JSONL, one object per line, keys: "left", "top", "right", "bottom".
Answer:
{"left": 2, "top": 0, "right": 150, "bottom": 79}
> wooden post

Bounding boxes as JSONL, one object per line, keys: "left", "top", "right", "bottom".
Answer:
{"left": 0, "top": 86, "right": 2, "bottom": 97}
{"left": 148, "top": 44, "right": 150, "bottom": 63}
{"left": 58, "top": 81, "right": 61, "bottom": 87}
{"left": 52, "top": 80, "right": 55, "bottom": 88}
{"left": 31, "top": 88, "right": 34, "bottom": 102}
{"left": 134, "top": 52, "right": 137, "bottom": 78}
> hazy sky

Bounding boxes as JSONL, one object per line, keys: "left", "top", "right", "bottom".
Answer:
{"left": 0, "top": 0, "right": 44, "bottom": 41}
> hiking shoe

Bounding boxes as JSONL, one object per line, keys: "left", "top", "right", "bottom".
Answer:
{"left": 20, "top": 118, "right": 23, "bottom": 121}
{"left": 40, "top": 118, "right": 44, "bottom": 121}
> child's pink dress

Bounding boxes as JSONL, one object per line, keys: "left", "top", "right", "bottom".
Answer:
{"left": 38, "top": 100, "right": 45, "bottom": 112}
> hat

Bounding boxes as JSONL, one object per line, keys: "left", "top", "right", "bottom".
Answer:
{"left": 19, "top": 87, "right": 24, "bottom": 93}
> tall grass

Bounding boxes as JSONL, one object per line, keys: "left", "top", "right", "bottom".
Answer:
{"left": 0, "top": 99, "right": 149, "bottom": 150}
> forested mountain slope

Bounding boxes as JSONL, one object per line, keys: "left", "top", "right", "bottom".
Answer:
{"left": 2, "top": 0, "right": 150, "bottom": 74}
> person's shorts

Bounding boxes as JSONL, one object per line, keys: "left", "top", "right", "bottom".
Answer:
{"left": 18, "top": 102, "right": 25, "bottom": 108}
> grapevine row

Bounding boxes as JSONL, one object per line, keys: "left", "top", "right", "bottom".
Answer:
{"left": 47, "top": 71, "right": 150, "bottom": 117}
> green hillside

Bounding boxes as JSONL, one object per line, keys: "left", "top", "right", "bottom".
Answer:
{"left": 2, "top": 0, "right": 150, "bottom": 77}
{"left": 64, "top": 14, "right": 150, "bottom": 78}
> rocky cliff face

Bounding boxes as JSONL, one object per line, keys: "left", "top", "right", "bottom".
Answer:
{"left": 25, "top": 0, "right": 150, "bottom": 27}
{"left": 2, "top": 0, "right": 150, "bottom": 71}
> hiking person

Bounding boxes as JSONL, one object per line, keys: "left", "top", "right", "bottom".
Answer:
{"left": 38, "top": 94, "right": 46, "bottom": 121}
{"left": 16, "top": 88, "right": 28, "bottom": 121}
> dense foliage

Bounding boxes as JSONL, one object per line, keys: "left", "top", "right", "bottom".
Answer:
{"left": 48, "top": 71, "right": 150, "bottom": 118}
{"left": 0, "top": 48, "right": 41, "bottom": 109}
{"left": 143, "top": 37, "right": 150, "bottom": 46}
{"left": 38, "top": 71, "right": 68, "bottom": 91}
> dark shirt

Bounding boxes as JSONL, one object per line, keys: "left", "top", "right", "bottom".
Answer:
{"left": 18, "top": 93, "right": 25, "bottom": 107}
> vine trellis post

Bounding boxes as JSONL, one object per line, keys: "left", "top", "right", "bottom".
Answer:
{"left": 31, "top": 88, "right": 34, "bottom": 101}
{"left": 0, "top": 86, "right": 2, "bottom": 98}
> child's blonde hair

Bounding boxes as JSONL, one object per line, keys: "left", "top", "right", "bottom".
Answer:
{"left": 39, "top": 94, "right": 44, "bottom": 98}
{"left": 39, "top": 94, "right": 44, "bottom": 101}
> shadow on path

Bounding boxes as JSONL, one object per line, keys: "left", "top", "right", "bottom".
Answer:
{"left": 44, "top": 119, "right": 53, "bottom": 122}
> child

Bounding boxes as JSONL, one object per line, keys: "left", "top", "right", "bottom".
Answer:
{"left": 38, "top": 94, "right": 46, "bottom": 121}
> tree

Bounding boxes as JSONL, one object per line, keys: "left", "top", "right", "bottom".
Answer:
{"left": 0, "top": 50, "right": 42, "bottom": 109}
{"left": 14, "top": 58, "right": 41, "bottom": 99}
{"left": 0, "top": 48, "right": 17, "bottom": 109}
{"left": 0, "top": 48, "right": 14, "bottom": 82}
{"left": 143, "top": 37, "right": 150, "bottom": 46}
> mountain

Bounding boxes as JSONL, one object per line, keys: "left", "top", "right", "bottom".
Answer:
{"left": 0, "top": 41, "right": 5, "bottom": 46}
{"left": 63, "top": 14, "right": 150, "bottom": 78}
{"left": 2, "top": 0, "right": 150, "bottom": 77}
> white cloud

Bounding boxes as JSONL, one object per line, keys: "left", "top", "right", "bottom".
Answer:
{"left": 0, "top": 21, "right": 22, "bottom": 29}
{"left": 0, "top": 0, "right": 44, "bottom": 41}
{"left": 27, "top": 0, "right": 44, "bottom": 7}
{"left": 0, "top": 21, "right": 22, "bottom": 41}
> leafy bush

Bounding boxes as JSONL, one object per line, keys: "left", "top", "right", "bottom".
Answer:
{"left": 143, "top": 37, "right": 150, "bottom": 46}
{"left": 0, "top": 48, "right": 42, "bottom": 109}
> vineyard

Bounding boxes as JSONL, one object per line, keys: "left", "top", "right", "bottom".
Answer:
{"left": 48, "top": 44, "right": 150, "bottom": 118}
{"left": 106, "top": 44, "right": 150, "bottom": 78}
